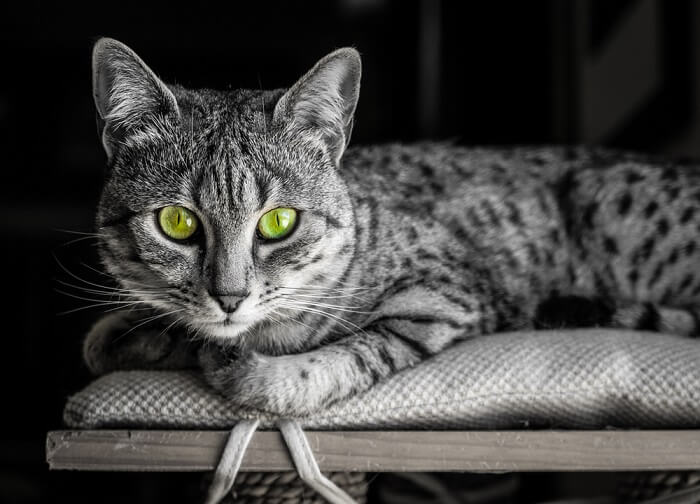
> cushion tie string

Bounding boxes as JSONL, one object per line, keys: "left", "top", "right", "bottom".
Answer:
{"left": 205, "top": 419, "right": 357, "bottom": 504}
{"left": 278, "top": 419, "right": 358, "bottom": 504}
{"left": 205, "top": 419, "right": 260, "bottom": 504}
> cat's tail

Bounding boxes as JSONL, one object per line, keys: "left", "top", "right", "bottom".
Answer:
{"left": 534, "top": 295, "right": 700, "bottom": 337}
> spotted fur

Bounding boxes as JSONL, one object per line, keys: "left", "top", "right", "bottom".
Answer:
{"left": 83, "top": 39, "right": 700, "bottom": 416}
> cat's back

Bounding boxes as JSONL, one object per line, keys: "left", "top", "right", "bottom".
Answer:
{"left": 339, "top": 143, "right": 595, "bottom": 216}
{"left": 339, "top": 143, "right": 697, "bottom": 212}
{"left": 340, "top": 143, "right": 700, "bottom": 305}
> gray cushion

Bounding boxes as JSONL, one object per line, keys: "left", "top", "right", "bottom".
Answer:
{"left": 64, "top": 329, "right": 700, "bottom": 430}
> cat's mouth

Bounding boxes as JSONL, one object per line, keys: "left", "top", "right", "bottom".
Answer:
{"left": 222, "top": 316, "right": 237, "bottom": 327}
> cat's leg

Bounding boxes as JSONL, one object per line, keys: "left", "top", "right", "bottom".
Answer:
{"left": 610, "top": 302, "right": 700, "bottom": 336}
{"left": 535, "top": 295, "right": 700, "bottom": 337}
{"left": 83, "top": 310, "right": 199, "bottom": 375}
{"left": 199, "top": 316, "right": 488, "bottom": 416}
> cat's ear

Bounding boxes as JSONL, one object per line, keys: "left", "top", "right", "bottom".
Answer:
{"left": 92, "top": 38, "right": 179, "bottom": 158}
{"left": 273, "top": 48, "right": 361, "bottom": 165}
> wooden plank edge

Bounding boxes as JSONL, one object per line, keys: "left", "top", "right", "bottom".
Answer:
{"left": 47, "top": 430, "right": 700, "bottom": 473}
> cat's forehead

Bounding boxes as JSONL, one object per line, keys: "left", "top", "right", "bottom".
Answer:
{"left": 170, "top": 86, "right": 306, "bottom": 169}
{"left": 191, "top": 160, "right": 267, "bottom": 230}
{"left": 173, "top": 86, "right": 283, "bottom": 136}
{"left": 107, "top": 85, "right": 334, "bottom": 212}
{"left": 190, "top": 140, "right": 318, "bottom": 208}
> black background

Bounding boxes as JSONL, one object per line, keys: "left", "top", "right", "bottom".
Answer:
{"left": 2, "top": 1, "right": 698, "bottom": 502}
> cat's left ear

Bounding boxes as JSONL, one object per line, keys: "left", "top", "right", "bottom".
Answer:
{"left": 273, "top": 48, "right": 361, "bottom": 165}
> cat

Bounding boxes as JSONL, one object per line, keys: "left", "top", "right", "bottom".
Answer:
{"left": 82, "top": 38, "right": 700, "bottom": 416}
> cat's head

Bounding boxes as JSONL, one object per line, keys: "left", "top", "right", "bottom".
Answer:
{"left": 91, "top": 38, "right": 360, "bottom": 349}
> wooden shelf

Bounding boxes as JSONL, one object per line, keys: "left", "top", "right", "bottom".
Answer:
{"left": 46, "top": 430, "right": 700, "bottom": 473}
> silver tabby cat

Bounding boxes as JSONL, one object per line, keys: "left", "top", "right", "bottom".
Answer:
{"left": 84, "top": 38, "right": 700, "bottom": 416}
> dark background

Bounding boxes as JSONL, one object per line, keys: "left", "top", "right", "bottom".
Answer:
{"left": 2, "top": 0, "right": 699, "bottom": 502}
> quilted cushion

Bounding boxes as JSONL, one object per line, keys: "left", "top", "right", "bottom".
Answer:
{"left": 64, "top": 329, "right": 700, "bottom": 430}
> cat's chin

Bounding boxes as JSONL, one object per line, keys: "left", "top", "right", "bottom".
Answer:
{"left": 198, "top": 321, "right": 250, "bottom": 343}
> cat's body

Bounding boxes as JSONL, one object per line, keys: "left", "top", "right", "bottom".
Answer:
{"left": 83, "top": 39, "right": 700, "bottom": 416}
{"left": 339, "top": 143, "right": 700, "bottom": 320}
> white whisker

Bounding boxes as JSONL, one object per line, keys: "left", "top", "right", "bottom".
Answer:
{"left": 277, "top": 289, "right": 370, "bottom": 301}
{"left": 282, "top": 297, "right": 372, "bottom": 314}
{"left": 158, "top": 316, "right": 184, "bottom": 338}
{"left": 56, "top": 279, "right": 160, "bottom": 297}
{"left": 58, "top": 235, "right": 103, "bottom": 247}
{"left": 116, "top": 308, "right": 185, "bottom": 341}
{"left": 277, "top": 301, "right": 365, "bottom": 336}
{"left": 57, "top": 301, "right": 142, "bottom": 316}
{"left": 53, "top": 228, "right": 108, "bottom": 237}
{"left": 54, "top": 288, "right": 167, "bottom": 306}
{"left": 268, "top": 308, "right": 316, "bottom": 333}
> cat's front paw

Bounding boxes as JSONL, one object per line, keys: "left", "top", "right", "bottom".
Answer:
{"left": 199, "top": 347, "right": 322, "bottom": 416}
{"left": 83, "top": 311, "right": 177, "bottom": 375}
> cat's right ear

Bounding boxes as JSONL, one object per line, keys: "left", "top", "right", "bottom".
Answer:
{"left": 92, "top": 38, "right": 179, "bottom": 158}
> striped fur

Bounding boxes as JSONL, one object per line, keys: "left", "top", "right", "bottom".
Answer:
{"left": 84, "top": 39, "right": 700, "bottom": 415}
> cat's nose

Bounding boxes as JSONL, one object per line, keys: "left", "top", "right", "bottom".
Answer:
{"left": 212, "top": 293, "right": 247, "bottom": 314}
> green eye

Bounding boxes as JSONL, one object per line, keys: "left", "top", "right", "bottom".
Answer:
{"left": 257, "top": 208, "right": 297, "bottom": 240}
{"left": 158, "top": 206, "right": 199, "bottom": 240}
